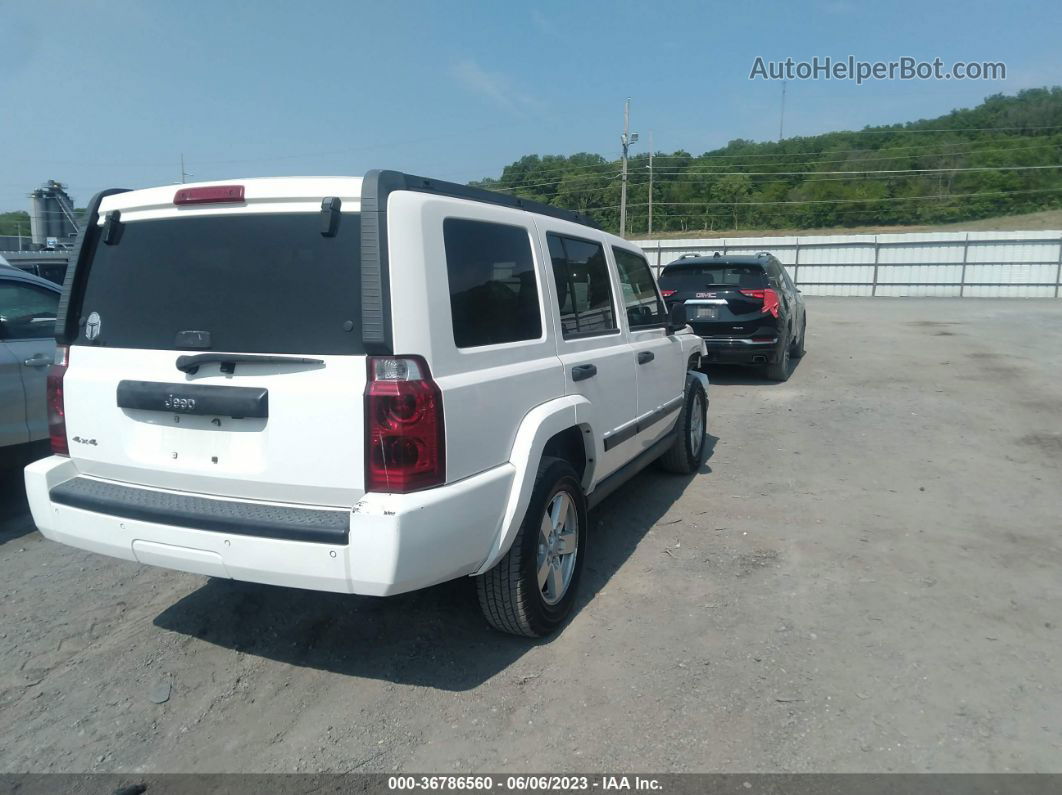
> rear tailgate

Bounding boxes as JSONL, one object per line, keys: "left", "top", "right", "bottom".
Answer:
{"left": 62, "top": 189, "right": 366, "bottom": 507}
{"left": 64, "top": 348, "right": 364, "bottom": 506}
{"left": 661, "top": 263, "right": 777, "bottom": 338}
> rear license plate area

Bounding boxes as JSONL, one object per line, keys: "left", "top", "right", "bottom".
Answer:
{"left": 691, "top": 306, "right": 719, "bottom": 321}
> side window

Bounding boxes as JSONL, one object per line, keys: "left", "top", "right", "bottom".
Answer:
{"left": 0, "top": 281, "right": 59, "bottom": 340}
{"left": 766, "top": 261, "right": 783, "bottom": 288}
{"left": 443, "top": 218, "right": 542, "bottom": 349}
{"left": 547, "top": 233, "right": 617, "bottom": 338}
{"left": 612, "top": 247, "right": 666, "bottom": 329}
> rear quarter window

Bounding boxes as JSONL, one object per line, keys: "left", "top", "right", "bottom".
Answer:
{"left": 442, "top": 218, "right": 542, "bottom": 349}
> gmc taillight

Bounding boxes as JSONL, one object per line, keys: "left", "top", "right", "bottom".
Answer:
{"left": 365, "top": 356, "right": 445, "bottom": 493}
{"left": 47, "top": 346, "right": 69, "bottom": 456}
{"left": 739, "top": 288, "right": 781, "bottom": 319}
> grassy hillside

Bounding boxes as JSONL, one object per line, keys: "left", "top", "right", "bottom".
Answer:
{"left": 473, "top": 88, "right": 1062, "bottom": 236}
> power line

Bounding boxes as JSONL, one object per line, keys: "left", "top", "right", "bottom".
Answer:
{"left": 802, "top": 123, "right": 1062, "bottom": 134}
{"left": 655, "top": 164, "right": 1062, "bottom": 178}
{"left": 576, "top": 186, "right": 1062, "bottom": 212}
{"left": 482, "top": 140, "right": 1061, "bottom": 187}
{"left": 486, "top": 132, "right": 1062, "bottom": 182}
{"left": 636, "top": 143, "right": 1062, "bottom": 172}
{"left": 486, "top": 161, "right": 1062, "bottom": 194}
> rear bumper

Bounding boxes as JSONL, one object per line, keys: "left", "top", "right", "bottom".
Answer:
{"left": 25, "top": 456, "right": 514, "bottom": 596}
{"left": 700, "top": 336, "right": 781, "bottom": 365}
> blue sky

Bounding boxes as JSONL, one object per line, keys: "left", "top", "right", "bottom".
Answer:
{"left": 2, "top": 0, "right": 1059, "bottom": 211}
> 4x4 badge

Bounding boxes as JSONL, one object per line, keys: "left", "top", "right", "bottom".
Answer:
{"left": 85, "top": 312, "right": 102, "bottom": 341}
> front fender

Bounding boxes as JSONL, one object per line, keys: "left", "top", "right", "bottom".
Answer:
{"left": 472, "top": 394, "right": 591, "bottom": 575}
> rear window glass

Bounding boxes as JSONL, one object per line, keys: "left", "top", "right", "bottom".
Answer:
{"left": 443, "top": 218, "right": 542, "bottom": 348}
{"left": 660, "top": 263, "right": 767, "bottom": 289}
{"left": 74, "top": 213, "right": 362, "bottom": 355}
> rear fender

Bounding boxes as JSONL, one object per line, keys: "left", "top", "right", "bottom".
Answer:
{"left": 687, "top": 369, "right": 709, "bottom": 394}
{"left": 473, "top": 394, "right": 592, "bottom": 575}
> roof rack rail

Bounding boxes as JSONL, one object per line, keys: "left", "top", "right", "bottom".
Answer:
{"left": 362, "top": 170, "right": 600, "bottom": 230}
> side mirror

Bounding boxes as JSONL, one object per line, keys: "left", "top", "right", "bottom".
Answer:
{"left": 666, "top": 302, "right": 687, "bottom": 335}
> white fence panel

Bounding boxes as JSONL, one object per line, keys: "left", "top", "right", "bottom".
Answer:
{"left": 633, "top": 229, "right": 1062, "bottom": 298}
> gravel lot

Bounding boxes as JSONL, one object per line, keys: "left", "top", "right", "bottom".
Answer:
{"left": 1, "top": 297, "right": 1060, "bottom": 774}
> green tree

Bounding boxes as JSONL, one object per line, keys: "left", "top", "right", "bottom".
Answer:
{"left": 711, "top": 174, "right": 752, "bottom": 229}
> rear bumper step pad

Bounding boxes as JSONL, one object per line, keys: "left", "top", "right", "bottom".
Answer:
{"left": 49, "top": 477, "right": 350, "bottom": 545}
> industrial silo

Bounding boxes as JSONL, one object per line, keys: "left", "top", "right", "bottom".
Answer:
{"left": 29, "top": 180, "right": 78, "bottom": 248}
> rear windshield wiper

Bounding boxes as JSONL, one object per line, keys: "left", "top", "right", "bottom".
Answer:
{"left": 176, "top": 353, "right": 324, "bottom": 375}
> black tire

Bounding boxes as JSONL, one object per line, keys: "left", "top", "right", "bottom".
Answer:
{"left": 476, "top": 457, "right": 587, "bottom": 637}
{"left": 764, "top": 331, "right": 791, "bottom": 382}
{"left": 658, "top": 381, "right": 708, "bottom": 474}
{"left": 791, "top": 315, "right": 807, "bottom": 359}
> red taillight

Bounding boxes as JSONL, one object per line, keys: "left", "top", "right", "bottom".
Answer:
{"left": 365, "top": 356, "right": 444, "bottom": 493}
{"left": 660, "top": 289, "right": 677, "bottom": 298}
{"left": 173, "top": 185, "right": 245, "bottom": 205}
{"left": 47, "top": 346, "right": 69, "bottom": 456}
{"left": 739, "top": 288, "right": 781, "bottom": 319}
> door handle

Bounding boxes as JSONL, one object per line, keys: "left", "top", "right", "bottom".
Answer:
{"left": 571, "top": 364, "right": 597, "bottom": 382}
{"left": 637, "top": 350, "right": 655, "bottom": 365}
{"left": 23, "top": 354, "right": 51, "bottom": 368}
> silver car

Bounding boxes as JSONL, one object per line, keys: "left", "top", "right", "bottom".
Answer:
{"left": 1, "top": 264, "right": 61, "bottom": 458}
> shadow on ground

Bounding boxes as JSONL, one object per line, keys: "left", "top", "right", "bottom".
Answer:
{"left": 701, "top": 356, "right": 804, "bottom": 385}
{"left": 153, "top": 435, "right": 718, "bottom": 691}
{"left": 0, "top": 442, "right": 48, "bottom": 544}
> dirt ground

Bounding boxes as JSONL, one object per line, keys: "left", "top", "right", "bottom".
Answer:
{"left": 1, "top": 297, "right": 1060, "bottom": 774}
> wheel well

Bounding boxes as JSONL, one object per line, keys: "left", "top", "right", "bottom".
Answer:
{"left": 688, "top": 352, "right": 701, "bottom": 370}
{"left": 541, "top": 426, "right": 588, "bottom": 486}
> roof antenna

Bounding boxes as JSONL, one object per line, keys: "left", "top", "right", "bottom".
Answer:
{"left": 179, "top": 153, "right": 193, "bottom": 184}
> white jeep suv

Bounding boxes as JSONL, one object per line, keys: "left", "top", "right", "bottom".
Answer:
{"left": 25, "top": 171, "right": 708, "bottom": 636}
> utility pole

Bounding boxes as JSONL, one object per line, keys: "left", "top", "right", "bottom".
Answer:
{"left": 778, "top": 80, "right": 787, "bottom": 142}
{"left": 619, "top": 98, "right": 638, "bottom": 237}
{"left": 647, "top": 131, "right": 654, "bottom": 237}
{"left": 179, "top": 153, "right": 192, "bottom": 184}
